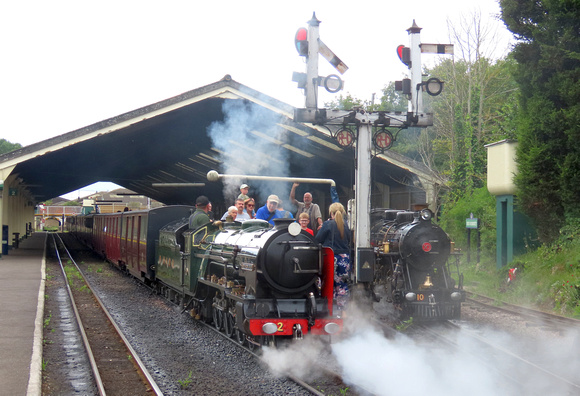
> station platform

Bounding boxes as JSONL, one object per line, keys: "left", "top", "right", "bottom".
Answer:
{"left": 0, "top": 232, "right": 47, "bottom": 396}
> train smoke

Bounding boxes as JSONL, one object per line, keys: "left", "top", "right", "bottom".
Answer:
{"left": 262, "top": 338, "right": 327, "bottom": 380}
{"left": 208, "top": 100, "right": 290, "bottom": 204}
{"left": 331, "top": 319, "right": 580, "bottom": 395}
{"left": 262, "top": 302, "right": 580, "bottom": 395}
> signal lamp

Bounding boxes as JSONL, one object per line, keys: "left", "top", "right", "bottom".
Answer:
{"left": 396, "top": 45, "right": 411, "bottom": 67}
{"left": 373, "top": 130, "right": 393, "bottom": 150}
{"left": 335, "top": 127, "right": 355, "bottom": 148}
{"left": 424, "top": 77, "right": 444, "bottom": 96}
{"left": 295, "top": 27, "right": 308, "bottom": 56}
{"left": 395, "top": 79, "right": 411, "bottom": 95}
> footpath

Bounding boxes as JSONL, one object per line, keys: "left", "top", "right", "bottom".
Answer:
{"left": 0, "top": 232, "right": 47, "bottom": 396}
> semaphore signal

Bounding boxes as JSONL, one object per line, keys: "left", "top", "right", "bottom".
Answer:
{"left": 291, "top": 14, "right": 454, "bottom": 284}
{"left": 292, "top": 13, "right": 348, "bottom": 109}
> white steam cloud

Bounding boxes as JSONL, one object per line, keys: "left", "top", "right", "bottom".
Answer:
{"left": 208, "top": 99, "right": 291, "bottom": 205}
{"left": 261, "top": 305, "right": 580, "bottom": 396}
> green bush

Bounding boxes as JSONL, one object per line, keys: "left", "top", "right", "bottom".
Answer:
{"left": 461, "top": 224, "right": 580, "bottom": 318}
{"left": 440, "top": 186, "right": 496, "bottom": 254}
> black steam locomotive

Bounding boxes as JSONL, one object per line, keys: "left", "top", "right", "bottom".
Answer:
{"left": 368, "top": 208, "right": 465, "bottom": 320}
{"left": 68, "top": 210, "right": 342, "bottom": 347}
{"left": 157, "top": 217, "right": 343, "bottom": 346}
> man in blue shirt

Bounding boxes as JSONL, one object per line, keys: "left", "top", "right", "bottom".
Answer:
{"left": 255, "top": 194, "right": 283, "bottom": 225}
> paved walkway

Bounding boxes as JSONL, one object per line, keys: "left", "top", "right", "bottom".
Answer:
{"left": 0, "top": 232, "right": 46, "bottom": 396}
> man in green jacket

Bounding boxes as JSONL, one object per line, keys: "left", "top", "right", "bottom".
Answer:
{"left": 189, "top": 195, "right": 211, "bottom": 229}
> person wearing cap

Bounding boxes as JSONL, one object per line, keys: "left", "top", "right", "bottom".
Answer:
{"left": 238, "top": 184, "right": 250, "bottom": 202}
{"left": 255, "top": 194, "right": 284, "bottom": 225}
{"left": 189, "top": 195, "right": 212, "bottom": 229}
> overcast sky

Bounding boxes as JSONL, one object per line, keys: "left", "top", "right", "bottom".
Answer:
{"left": 1, "top": 0, "right": 513, "bottom": 199}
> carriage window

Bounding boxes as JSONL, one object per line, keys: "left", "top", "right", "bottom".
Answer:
{"left": 140, "top": 216, "right": 147, "bottom": 242}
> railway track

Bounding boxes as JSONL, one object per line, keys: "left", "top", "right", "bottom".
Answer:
{"left": 48, "top": 233, "right": 163, "bottom": 395}
{"left": 417, "top": 320, "right": 580, "bottom": 395}
{"left": 53, "top": 233, "right": 355, "bottom": 395}
{"left": 364, "top": 297, "right": 580, "bottom": 396}
{"left": 200, "top": 319, "right": 351, "bottom": 396}
{"left": 465, "top": 291, "right": 580, "bottom": 332}
{"left": 168, "top": 271, "right": 360, "bottom": 395}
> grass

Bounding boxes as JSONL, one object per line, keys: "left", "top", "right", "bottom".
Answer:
{"left": 395, "top": 317, "right": 414, "bottom": 332}
{"left": 178, "top": 371, "right": 193, "bottom": 389}
{"left": 78, "top": 284, "right": 91, "bottom": 293}
{"left": 460, "top": 234, "right": 580, "bottom": 318}
{"left": 63, "top": 264, "right": 83, "bottom": 288}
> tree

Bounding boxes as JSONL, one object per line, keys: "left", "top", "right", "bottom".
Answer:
{"left": 501, "top": 0, "right": 580, "bottom": 242}
{"left": 0, "top": 139, "right": 22, "bottom": 155}
{"left": 325, "top": 82, "right": 408, "bottom": 113}
{"left": 423, "top": 12, "right": 519, "bottom": 207}
{"left": 324, "top": 93, "right": 367, "bottom": 111}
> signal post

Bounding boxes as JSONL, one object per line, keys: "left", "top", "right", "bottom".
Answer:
{"left": 292, "top": 14, "right": 452, "bottom": 289}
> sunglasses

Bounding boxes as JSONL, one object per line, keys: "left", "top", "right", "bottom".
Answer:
{"left": 247, "top": 204, "right": 255, "bottom": 207}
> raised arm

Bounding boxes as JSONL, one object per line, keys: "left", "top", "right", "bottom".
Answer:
{"left": 289, "top": 182, "right": 300, "bottom": 205}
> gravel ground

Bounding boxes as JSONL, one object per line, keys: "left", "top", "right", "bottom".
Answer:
{"left": 43, "top": 235, "right": 310, "bottom": 396}
{"left": 43, "top": 234, "right": 580, "bottom": 396}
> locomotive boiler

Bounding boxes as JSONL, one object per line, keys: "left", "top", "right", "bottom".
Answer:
{"left": 369, "top": 208, "right": 465, "bottom": 320}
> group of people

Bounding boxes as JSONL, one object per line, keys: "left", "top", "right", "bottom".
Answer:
{"left": 190, "top": 181, "right": 352, "bottom": 311}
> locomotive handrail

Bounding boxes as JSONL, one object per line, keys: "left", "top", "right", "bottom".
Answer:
{"left": 194, "top": 253, "right": 228, "bottom": 263}
{"left": 292, "top": 257, "right": 320, "bottom": 274}
{"left": 207, "top": 170, "right": 336, "bottom": 187}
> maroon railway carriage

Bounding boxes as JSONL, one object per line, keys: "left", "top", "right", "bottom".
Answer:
{"left": 69, "top": 206, "right": 194, "bottom": 282}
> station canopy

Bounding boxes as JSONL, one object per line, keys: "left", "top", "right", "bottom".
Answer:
{"left": 0, "top": 75, "right": 437, "bottom": 207}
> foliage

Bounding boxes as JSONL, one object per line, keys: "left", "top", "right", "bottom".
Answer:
{"left": 324, "top": 93, "right": 367, "bottom": 111}
{"left": 439, "top": 186, "right": 496, "bottom": 253}
{"left": 0, "top": 139, "right": 22, "bottom": 155}
{"left": 178, "top": 371, "right": 193, "bottom": 389}
{"left": 462, "top": 223, "right": 580, "bottom": 318}
{"left": 62, "top": 200, "right": 80, "bottom": 206}
{"left": 324, "top": 82, "right": 407, "bottom": 113}
{"left": 500, "top": 0, "right": 580, "bottom": 242}
{"left": 376, "top": 82, "right": 408, "bottom": 112}
{"left": 427, "top": 56, "right": 519, "bottom": 205}
{"left": 395, "top": 317, "right": 414, "bottom": 332}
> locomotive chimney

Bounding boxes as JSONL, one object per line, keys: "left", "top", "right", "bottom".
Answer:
{"left": 272, "top": 218, "right": 295, "bottom": 230}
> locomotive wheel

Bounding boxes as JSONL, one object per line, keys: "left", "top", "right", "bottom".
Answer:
{"left": 248, "top": 336, "right": 264, "bottom": 352}
{"left": 247, "top": 336, "right": 257, "bottom": 351}
{"left": 235, "top": 329, "right": 246, "bottom": 346}
{"left": 213, "top": 307, "right": 223, "bottom": 331}
{"left": 224, "top": 312, "right": 235, "bottom": 338}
